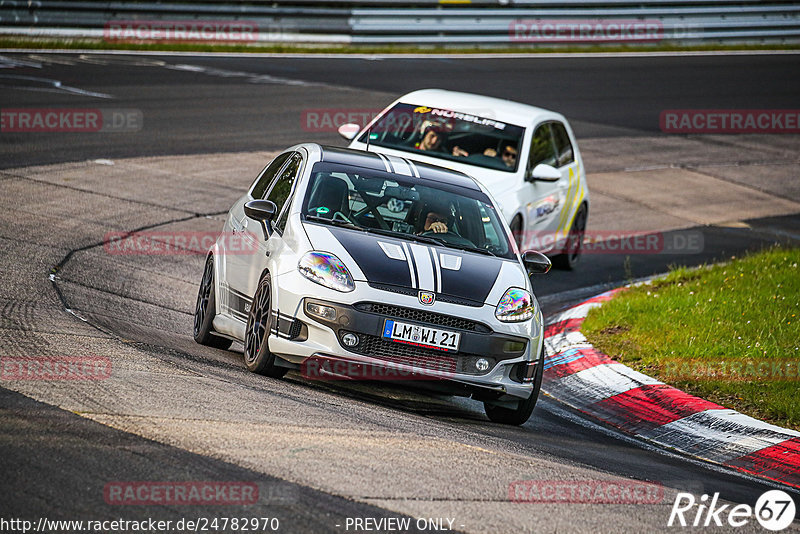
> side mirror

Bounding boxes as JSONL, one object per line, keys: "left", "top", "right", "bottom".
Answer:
{"left": 527, "top": 164, "right": 561, "bottom": 182}
{"left": 522, "top": 250, "right": 551, "bottom": 275}
{"left": 337, "top": 123, "right": 360, "bottom": 141}
{"left": 244, "top": 199, "right": 278, "bottom": 222}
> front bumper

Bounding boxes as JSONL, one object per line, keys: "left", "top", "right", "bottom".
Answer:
{"left": 270, "top": 294, "right": 542, "bottom": 401}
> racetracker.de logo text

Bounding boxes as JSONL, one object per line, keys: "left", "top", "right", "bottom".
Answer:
{"left": 104, "top": 20, "right": 259, "bottom": 42}
{"left": 509, "top": 19, "right": 664, "bottom": 42}
{"left": 660, "top": 110, "right": 800, "bottom": 134}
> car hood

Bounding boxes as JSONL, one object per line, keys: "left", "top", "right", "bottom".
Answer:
{"left": 304, "top": 223, "right": 526, "bottom": 306}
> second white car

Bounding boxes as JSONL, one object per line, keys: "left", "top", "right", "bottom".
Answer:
{"left": 340, "top": 89, "right": 589, "bottom": 269}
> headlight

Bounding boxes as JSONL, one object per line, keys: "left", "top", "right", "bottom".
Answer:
{"left": 495, "top": 288, "right": 534, "bottom": 322}
{"left": 298, "top": 252, "right": 355, "bottom": 292}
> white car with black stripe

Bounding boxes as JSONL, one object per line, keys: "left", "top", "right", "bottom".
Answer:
{"left": 193, "top": 144, "right": 551, "bottom": 425}
{"left": 340, "top": 89, "right": 590, "bottom": 269}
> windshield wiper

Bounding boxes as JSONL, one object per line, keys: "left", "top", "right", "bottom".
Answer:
{"left": 444, "top": 244, "right": 497, "bottom": 257}
{"left": 304, "top": 215, "right": 365, "bottom": 232}
{"left": 362, "top": 227, "right": 447, "bottom": 247}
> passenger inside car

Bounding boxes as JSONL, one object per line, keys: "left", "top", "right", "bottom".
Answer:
{"left": 483, "top": 142, "right": 519, "bottom": 169}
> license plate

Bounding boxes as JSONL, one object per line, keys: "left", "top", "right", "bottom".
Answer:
{"left": 382, "top": 319, "right": 460, "bottom": 352}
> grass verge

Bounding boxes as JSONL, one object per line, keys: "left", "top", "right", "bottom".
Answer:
{"left": 581, "top": 246, "right": 800, "bottom": 431}
{"left": 1, "top": 37, "right": 800, "bottom": 55}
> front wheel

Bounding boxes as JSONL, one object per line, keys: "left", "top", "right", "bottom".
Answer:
{"left": 244, "top": 273, "right": 288, "bottom": 378}
{"left": 553, "top": 203, "right": 587, "bottom": 270}
{"left": 193, "top": 254, "right": 233, "bottom": 350}
{"left": 484, "top": 356, "right": 543, "bottom": 425}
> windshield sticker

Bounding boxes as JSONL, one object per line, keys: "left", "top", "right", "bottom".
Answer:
{"left": 413, "top": 106, "right": 507, "bottom": 130}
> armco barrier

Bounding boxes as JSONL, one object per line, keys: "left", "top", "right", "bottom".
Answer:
{"left": 1, "top": 1, "right": 799, "bottom": 45}
{"left": 542, "top": 289, "right": 800, "bottom": 489}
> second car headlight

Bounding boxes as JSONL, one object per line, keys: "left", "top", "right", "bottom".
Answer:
{"left": 298, "top": 252, "right": 355, "bottom": 292}
{"left": 495, "top": 288, "right": 535, "bottom": 322}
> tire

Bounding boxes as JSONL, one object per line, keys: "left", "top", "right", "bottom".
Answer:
{"left": 484, "top": 353, "right": 544, "bottom": 425}
{"left": 243, "top": 273, "right": 288, "bottom": 378}
{"left": 552, "top": 203, "right": 587, "bottom": 270}
{"left": 193, "top": 254, "right": 233, "bottom": 350}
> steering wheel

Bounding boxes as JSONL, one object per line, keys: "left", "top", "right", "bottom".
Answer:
{"left": 420, "top": 231, "right": 476, "bottom": 248}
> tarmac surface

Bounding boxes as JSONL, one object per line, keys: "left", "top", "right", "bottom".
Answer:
{"left": 1, "top": 52, "right": 799, "bottom": 533}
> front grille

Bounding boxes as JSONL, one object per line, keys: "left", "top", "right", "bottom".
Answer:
{"left": 354, "top": 302, "right": 491, "bottom": 333}
{"left": 341, "top": 332, "right": 494, "bottom": 376}
{"left": 368, "top": 282, "right": 483, "bottom": 307}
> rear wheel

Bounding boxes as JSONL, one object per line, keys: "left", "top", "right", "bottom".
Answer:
{"left": 484, "top": 354, "right": 543, "bottom": 425}
{"left": 553, "top": 203, "right": 587, "bottom": 270}
{"left": 244, "top": 273, "right": 288, "bottom": 378}
{"left": 193, "top": 255, "right": 233, "bottom": 350}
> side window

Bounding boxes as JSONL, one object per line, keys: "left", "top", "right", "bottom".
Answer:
{"left": 528, "top": 123, "right": 557, "bottom": 169}
{"left": 552, "top": 122, "right": 574, "bottom": 167}
{"left": 251, "top": 152, "right": 291, "bottom": 199}
{"left": 267, "top": 152, "right": 303, "bottom": 234}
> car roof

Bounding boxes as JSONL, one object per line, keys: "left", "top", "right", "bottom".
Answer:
{"left": 397, "top": 89, "right": 555, "bottom": 126}
{"left": 317, "top": 145, "right": 481, "bottom": 191}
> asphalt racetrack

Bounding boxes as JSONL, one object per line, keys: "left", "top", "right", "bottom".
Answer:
{"left": 1, "top": 51, "right": 799, "bottom": 533}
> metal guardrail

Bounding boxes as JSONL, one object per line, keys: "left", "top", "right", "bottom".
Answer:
{"left": 1, "top": 1, "right": 799, "bottom": 45}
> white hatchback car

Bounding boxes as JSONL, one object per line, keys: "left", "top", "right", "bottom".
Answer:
{"left": 340, "top": 89, "right": 589, "bottom": 269}
{"left": 193, "top": 144, "right": 552, "bottom": 424}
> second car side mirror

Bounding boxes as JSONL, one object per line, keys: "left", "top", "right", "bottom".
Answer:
{"left": 337, "top": 123, "right": 360, "bottom": 141}
{"left": 522, "top": 250, "right": 551, "bottom": 275}
{"left": 527, "top": 164, "right": 561, "bottom": 182}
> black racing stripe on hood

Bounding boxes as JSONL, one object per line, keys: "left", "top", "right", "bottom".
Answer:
{"left": 327, "top": 226, "right": 412, "bottom": 288}
{"left": 325, "top": 226, "right": 502, "bottom": 303}
{"left": 438, "top": 250, "right": 502, "bottom": 303}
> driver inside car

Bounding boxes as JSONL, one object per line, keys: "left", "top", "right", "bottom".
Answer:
{"left": 422, "top": 210, "right": 449, "bottom": 234}
{"left": 415, "top": 121, "right": 469, "bottom": 157}
{"left": 415, "top": 199, "right": 455, "bottom": 235}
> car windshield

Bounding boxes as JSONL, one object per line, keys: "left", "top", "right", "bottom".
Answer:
{"left": 357, "top": 103, "right": 525, "bottom": 173}
{"left": 302, "top": 162, "right": 515, "bottom": 259}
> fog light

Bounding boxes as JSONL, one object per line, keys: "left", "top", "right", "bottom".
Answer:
{"left": 306, "top": 302, "right": 336, "bottom": 321}
{"left": 342, "top": 333, "right": 359, "bottom": 347}
{"left": 475, "top": 358, "right": 490, "bottom": 372}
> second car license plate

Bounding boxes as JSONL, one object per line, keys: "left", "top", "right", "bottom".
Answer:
{"left": 382, "top": 319, "right": 460, "bottom": 352}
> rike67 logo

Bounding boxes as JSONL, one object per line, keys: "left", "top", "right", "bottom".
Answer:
{"left": 668, "top": 490, "right": 796, "bottom": 531}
